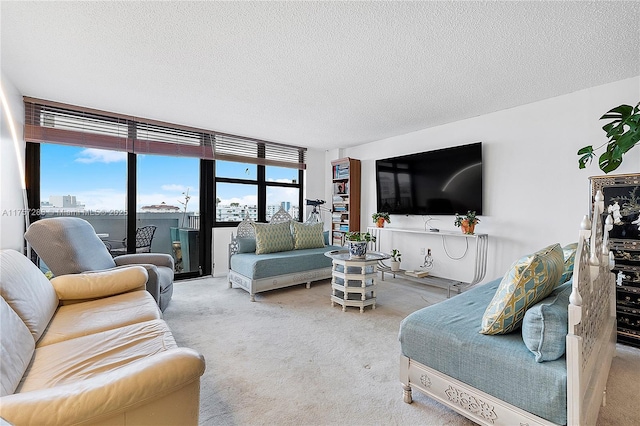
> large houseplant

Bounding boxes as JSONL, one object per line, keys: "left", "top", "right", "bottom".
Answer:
{"left": 578, "top": 102, "right": 640, "bottom": 173}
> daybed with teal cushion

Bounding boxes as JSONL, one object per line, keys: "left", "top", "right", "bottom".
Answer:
{"left": 228, "top": 208, "right": 341, "bottom": 301}
{"left": 399, "top": 192, "right": 617, "bottom": 426}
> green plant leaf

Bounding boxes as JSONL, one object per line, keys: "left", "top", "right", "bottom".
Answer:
{"left": 580, "top": 102, "right": 640, "bottom": 173}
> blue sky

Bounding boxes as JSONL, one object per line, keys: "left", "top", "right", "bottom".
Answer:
{"left": 40, "top": 145, "right": 299, "bottom": 211}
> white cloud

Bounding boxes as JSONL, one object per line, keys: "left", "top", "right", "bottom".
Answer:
{"left": 160, "top": 184, "right": 188, "bottom": 192}
{"left": 73, "top": 189, "right": 126, "bottom": 210}
{"left": 267, "top": 186, "right": 299, "bottom": 204}
{"left": 220, "top": 195, "right": 258, "bottom": 206}
{"left": 75, "top": 148, "right": 127, "bottom": 164}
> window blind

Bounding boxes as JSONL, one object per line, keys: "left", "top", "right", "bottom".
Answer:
{"left": 24, "top": 97, "right": 306, "bottom": 169}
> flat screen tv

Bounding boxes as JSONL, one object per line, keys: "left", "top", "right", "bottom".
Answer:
{"left": 375, "top": 142, "right": 483, "bottom": 216}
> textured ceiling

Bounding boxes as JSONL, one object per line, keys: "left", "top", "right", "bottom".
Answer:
{"left": 2, "top": 1, "right": 639, "bottom": 150}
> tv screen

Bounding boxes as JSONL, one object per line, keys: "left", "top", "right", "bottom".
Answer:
{"left": 375, "top": 142, "right": 483, "bottom": 216}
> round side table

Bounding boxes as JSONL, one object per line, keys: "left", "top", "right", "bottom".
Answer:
{"left": 324, "top": 250, "right": 390, "bottom": 313}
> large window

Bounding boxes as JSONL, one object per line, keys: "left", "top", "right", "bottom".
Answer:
{"left": 24, "top": 97, "right": 306, "bottom": 276}
{"left": 137, "top": 154, "right": 200, "bottom": 273}
{"left": 215, "top": 161, "right": 302, "bottom": 224}
{"left": 39, "top": 145, "right": 127, "bottom": 254}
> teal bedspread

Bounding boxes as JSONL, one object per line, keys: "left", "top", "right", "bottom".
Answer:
{"left": 399, "top": 278, "right": 567, "bottom": 425}
{"left": 230, "top": 245, "right": 341, "bottom": 280}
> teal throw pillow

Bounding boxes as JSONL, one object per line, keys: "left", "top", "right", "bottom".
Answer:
{"left": 253, "top": 221, "right": 294, "bottom": 254}
{"left": 522, "top": 281, "right": 572, "bottom": 362}
{"left": 480, "top": 243, "right": 564, "bottom": 335}
{"left": 237, "top": 238, "right": 256, "bottom": 253}
{"left": 292, "top": 222, "right": 325, "bottom": 250}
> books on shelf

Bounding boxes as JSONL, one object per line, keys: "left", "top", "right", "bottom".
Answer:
{"left": 405, "top": 270, "right": 430, "bottom": 278}
{"left": 333, "top": 164, "right": 350, "bottom": 179}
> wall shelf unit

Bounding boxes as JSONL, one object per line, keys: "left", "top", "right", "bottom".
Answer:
{"left": 367, "top": 226, "right": 489, "bottom": 295}
{"left": 331, "top": 158, "right": 361, "bottom": 246}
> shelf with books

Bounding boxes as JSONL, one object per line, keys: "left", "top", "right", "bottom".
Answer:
{"left": 330, "top": 158, "right": 361, "bottom": 246}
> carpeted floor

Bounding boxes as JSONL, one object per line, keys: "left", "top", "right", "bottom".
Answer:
{"left": 162, "top": 275, "right": 640, "bottom": 426}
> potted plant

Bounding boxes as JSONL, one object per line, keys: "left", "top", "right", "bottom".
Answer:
{"left": 578, "top": 102, "right": 640, "bottom": 173}
{"left": 454, "top": 211, "right": 480, "bottom": 235}
{"left": 372, "top": 212, "right": 391, "bottom": 228}
{"left": 390, "top": 249, "right": 402, "bottom": 272}
{"left": 345, "top": 231, "right": 376, "bottom": 259}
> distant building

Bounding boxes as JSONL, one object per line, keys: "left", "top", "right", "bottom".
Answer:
{"left": 41, "top": 195, "right": 85, "bottom": 212}
{"left": 141, "top": 202, "right": 180, "bottom": 213}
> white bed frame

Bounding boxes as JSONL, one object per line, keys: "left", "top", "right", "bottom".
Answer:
{"left": 228, "top": 208, "right": 333, "bottom": 302}
{"left": 400, "top": 190, "right": 617, "bottom": 426}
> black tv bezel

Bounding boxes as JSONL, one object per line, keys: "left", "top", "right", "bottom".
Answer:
{"left": 375, "top": 142, "right": 483, "bottom": 216}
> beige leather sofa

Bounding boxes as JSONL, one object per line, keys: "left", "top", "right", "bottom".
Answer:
{"left": 0, "top": 249, "right": 205, "bottom": 425}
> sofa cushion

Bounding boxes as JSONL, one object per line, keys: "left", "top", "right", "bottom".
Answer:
{"left": 480, "top": 243, "right": 564, "bottom": 335}
{"left": 522, "top": 281, "right": 572, "bottom": 362}
{"left": 292, "top": 222, "right": 325, "bottom": 250}
{"left": 18, "top": 320, "right": 177, "bottom": 393}
{"left": 231, "top": 245, "right": 341, "bottom": 280}
{"left": 560, "top": 242, "right": 578, "bottom": 284}
{"left": 253, "top": 221, "right": 294, "bottom": 254}
{"left": 24, "top": 217, "right": 117, "bottom": 276}
{"left": 0, "top": 297, "right": 35, "bottom": 397}
{"left": 0, "top": 249, "right": 58, "bottom": 341}
{"left": 36, "top": 291, "right": 161, "bottom": 347}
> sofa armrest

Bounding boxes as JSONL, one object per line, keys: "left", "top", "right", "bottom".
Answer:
{"left": 50, "top": 266, "right": 148, "bottom": 302}
{"left": 0, "top": 348, "right": 205, "bottom": 425}
{"left": 115, "top": 253, "right": 174, "bottom": 270}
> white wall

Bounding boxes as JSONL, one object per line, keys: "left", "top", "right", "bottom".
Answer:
{"left": 344, "top": 76, "right": 640, "bottom": 284}
{"left": 1, "top": 71, "right": 26, "bottom": 252}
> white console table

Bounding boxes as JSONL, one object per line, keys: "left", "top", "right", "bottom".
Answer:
{"left": 367, "top": 227, "right": 489, "bottom": 295}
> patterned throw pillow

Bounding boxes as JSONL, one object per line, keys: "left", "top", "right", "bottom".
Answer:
{"left": 480, "top": 243, "right": 564, "bottom": 335}
{"left": 522, "top": 281, "right": 572, "bottom": 362}
{"left": 292, "top": 222, "right": 325, "bottom": 250}
{"left": 560, "top": 242, "right": 578, "bottom": 284}
{"left": 253, "top": 221, "right": 294, "bottom": 254}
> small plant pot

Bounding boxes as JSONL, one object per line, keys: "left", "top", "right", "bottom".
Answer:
{"left": 376, "top": 217, "right": 386, "bottom": 228}
{"left": 461, "top": 220, "right": 476, "bottom": 235}
{"left": 348, "top": 241, "right": 368, "bottom": 259}
{"left": 390, "top": 260, "right": 401, "bottom": 272}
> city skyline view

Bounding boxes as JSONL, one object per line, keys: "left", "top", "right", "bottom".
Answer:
{"left": 40, "top": 145, "right": 301, "bottom": 214}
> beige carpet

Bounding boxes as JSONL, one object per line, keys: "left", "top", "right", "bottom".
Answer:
{"left": 162, "top": 275, "right": 640, "bottom": 426}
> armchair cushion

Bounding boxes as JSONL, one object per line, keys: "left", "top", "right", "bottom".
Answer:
{"left": 24, "top": 217, "right": 116, "bottom": 276}
{"left": 50, "top": 266, "right": 148, "bottom": 302}
{"left": 114, "top": 252, "right": 174, "bottom": 270}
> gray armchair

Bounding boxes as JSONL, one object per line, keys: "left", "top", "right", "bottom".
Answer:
{"left": 24, "top": 217, "right": 173, "bottom": 311}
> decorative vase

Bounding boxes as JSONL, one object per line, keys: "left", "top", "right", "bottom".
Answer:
{"left": 348, "top": 241, "right": 368, "bottom": 259}
{"left": 391, "top": 260, "right": 401, "bottom": 272}
{"left": 376, "top": 217, "right": 386, "bottom": 228}
{"left": 461, "top": 220, "right": 476, "bottom": 235}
